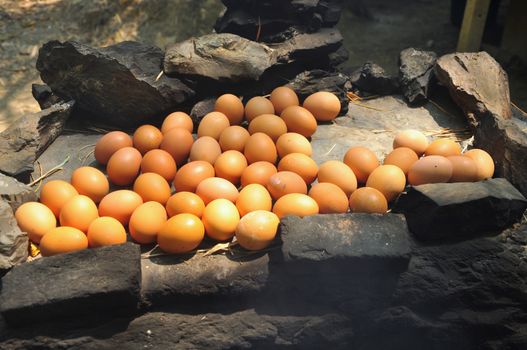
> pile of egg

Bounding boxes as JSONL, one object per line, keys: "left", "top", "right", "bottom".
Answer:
{"left": 14, "top": 86, "right": 494, "bottom": 258}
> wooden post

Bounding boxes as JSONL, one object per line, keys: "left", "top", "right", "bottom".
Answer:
{"left": 457, "top": 0, "right": 492, "bottom": 52}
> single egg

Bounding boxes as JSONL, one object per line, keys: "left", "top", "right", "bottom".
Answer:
{"left": 60, "top": 195, "right": 99, "bottom": 233}
{"left": 308, "top": 182, "right": 349, "bottom": 214}
{"left": 349, "top": 187, "right": 388, "bottom": 214}
{"left": 393, "top": 129, "right": 429, "bottom": 156}
{"left": 343, "top": 146, "right": 379, "bottom": 183}
{"left": 106, "top": 146, "right": 142, "bottom": 186}
{"left": 202, "top": 198, "right": 240, "bottom": 241}
{"left": 408, "top": 155, "right": 453, "bottom": 186}
{"left": 159, "top": 127, "right": 194, "bottom": 166}
{"left": 244, "top": 132, "right": 277, "bottom": 164}
{"left": 219, "top": 126, "right": 250, "bottom": 152}
{"left": 270, "top": 86, "right": 299, "bottom": 114}
{"left": 15, "top": 202, "right": 56, "bottom": 244}
{"left": 195, "top": 177, "right": 239, "bottom": 204}
{"left": 39, "top": 180, "right": 78, "bottom": 218}
{"left": 366, "top": 165, "right": 406, "bottom": 202}
{"left": 244, "top": 96, "right": 275, "bottom": 122}
{"left": 161, "top": 111, "right": 193, "bottom": 134}
{"left": 133, "top": 125, "right": 163, "bottom": 155}
{"left": 215, "top": 94, "right": 244, "bottom": 125}
{"left": 425, "top": 139, "right": 462, "bottom": 157}
{"left": 447, "top": 155, "right": 478, "bottom": 182}
{"left": 71, "top": 166, "right": 109, "bottom": 203}
{"left": 303, "top": 91, "right": 341, "bottom": 121}
{"left": 383, "top": 147, "right": 419, "bottom": 175}
{"left": 189, "top": 136, "right": 222, "bottom": 165}
{"left": 173, "top": 161, "right": 215, "bottom": 193}
{"left": 87, "top": 216, "right": 126, "bottom": 248}
{"left": 317, "top": 160, "right": 357, "bottom": 196}
{"left": 248, "top": 114, "right": 287, "bottom": 142}
{"left": 240, "top": 161, "right": 278, "bottom": 187}
{"left": 267, "top": 171, "right": 307, "bottom": 200}
{"left": 464, "top": 149, "right": 494, "bottom": 180}
{"left": 277, "top": 153, "right": 318, "bottom": 185}
{"left": 141, "top": 149, "right": 177, "bottom": 182}
{"left": 197, "top": 111, "right": 230, "bottom": 140}
{"left": 236, "top": 183, "right": 273, "bottom": 217}
{"left": 214, "top": 150, "right": 248, "bottom": 185}
{"left": 272, "top": 193, "right": 319, "bottom": 219}
{"left": 166, "top": 191, "right": 205, "bottom": 218}
{"left": 280, "top": 105, "right": 317, "bottom": 138}
{"left": 276, "top": 132, "right": 312, "bottom": 158}
{"left": 129, "top": 201, "right": 167, "bottom": 244}
{"left": 39, "top": 226, "right": 88, "bottom": 257}
{"left": 94, "top": 131, "right": 133, "bottom": 165}
{"left": 133, "top": 172, "right": 171, "bottom": 205}
{"left": 157, "top": 213, "right": 205, "bottom": 253}
{"left": 98, "top": 190, "right": 143, "bottom": 226}
{"left": 235, "top": 210, "right": 279, "bottom": 250}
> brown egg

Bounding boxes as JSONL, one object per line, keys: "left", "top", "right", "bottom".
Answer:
{"left": 40, "top": 226, "right": 88, "bottom": 257}
{"left": 195, "top": 177, "right": 239, "bottom": 204}
{"left": 189, "top": 136, "right": 222, "bottom": 165}
{"left": 270, "top": 86, "right": 299, "bottom": 114}
{"left": 235, "top": 210, "right": 279, "bottom": 250}
{"left": 277, "top": 153, "right": 318, "bottom": 185}
{"left": 236, "top": 184, "right": 273, "bottom": 217}
{"left": 240, "top": 161, "right": 277, "bottom": 187}
{"left": 107, "top": 146, "right": 142, "bottom": 186}
{"left": 160, "top": 128, "right": 194, "bottom": 166}
{"left": 393, "top": 129, "right": 429, "bottom": 156}
{"left": 202, "top": 199, "right": 240, "bottom": 241}
{"left": 244, "top": 96, "right": 275, "bottom": 122}
{"left": 15, "top": 202, "right": 56, "bottom": 244}
{"left": 425, "top": 139, "right": 462, "bottom": 157}
{"left": 343, "top": 146, "right": 379, "bottom": 183}
{"left": 272, "top": 193, "right": 319, "bottom": 219}
{"left": 276, "top": 132, "right": 312, "bottom": 158}
{"left": 464, "top": 149, "right": 495, "bottom": 180}
{"left": 161, "top": 111, "right": 193, "bottom": 134}
{"left": 349, "top": 187, "right": 388, "bottom": 214}
{"left": 219, "top": 126, "right": 250, "bottom": 152}
{"left": 94, "top": 131, "right": 133, "bottom": 165}
{"left": 447, "top": 155, "right": 478, "bottom": 182}
{"left": 244, "top": 132, "right": 277, "bottom": 164}
{"left": 214, "top": 150, "right": 248, "bottom": 185}
{"left": 129, "top": 201, "right": 167, "bottom": 244}
{"left": 141, "top": 149, "right": 177, "bottom": 182}
{"left": 133, "top": 172, "right": 171, "bottom": 205}
{"left": 248, "top": 114, "right": 287, "bottom": 142}
{"left": 383, "top": 147, "right": 419, "bottom": 175}
{"left": 303, "top": 91, "right": 341, "bottom": 121}
{"left": 39, "top": 180, "right": 78, "bottom": 218}
{"left": 408, "top": 155, "right": 453, "bottom": 186}
{"left": 157, "top": 213, "right": 204, "bottom": 253}
{"left": 60, "top": 195, "right": 99, "bottom": 233}
{"left": 317, "top": 160, "right": 357, "bottom": 196}
{"left": 267, "top": 171, "right": 307, "bottom": 200}
{"left": 280, "top": 106, "right": 317, "bottom": 138}
{"left": 87, "top": 217, "right": 127, "bottom": 248}
{"left": 308, "top": 182, "right": 349, "bottom": 214}
{"left": 71, "top": 166, "right": 109, "bottom": 203}
{"left": 173, "top": 161, "right": 215, "bottom": 193}
{"left": 98, "top": 190, "right": 143, "bottom": 226}
{"left": 166, "top": 192, "right": 205, "bottom": 218}
{"left": 133, "top": 125, "right": 163, "bottom": 155}
{"left": 366, "top": 165, "right": 406, "bottom": 202}
{"left": 197, "top": 111, "right": 230, "bottom": 140}
{"left": 215, "top": 94, "right": 244, "bottom": 125}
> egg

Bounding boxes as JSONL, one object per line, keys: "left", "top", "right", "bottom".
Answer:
{"left": 303, "top": 91, "right": 341, "bottom": 121}
{"left": 219, "top": 126, "right": 250, "bottom": 152}
{"left": 98, "top": 190, "right": 143, "bottom": 226}
{"left": 244, "top": 132, "right": 277, "bottom": 164}
{"left": 133, "top": 125, "right": 163, "bottom": 154}
{"left": 202, "top": 199, "right": 240, "bottom": 241}
{"left": 215, "top": 94, "right": 244, "bottom": 125}
{"left": 157, "top": 213, "right": 205, "bottom": 253}
{"left": 244, "top": 96, "right": 275, "bottom": 122}
{"left": 447, "top": 155, "right": 478, "bottom": 182}
{"left": 39, "top": 180, "right": 78, "bottom": 218}
{"left": 94, "top": 131, "right": 133, "bottom": 165}
{"left": 425, "top": 139, "right": 462, "bottom": 157}
{"left": 133, "top": 172, "right": 171, "bottom": 205}
{"left": 236, "top": 184, "right": 273, "bottom": 217}
{"left": 317, "top": 160, "right": 357, "bottom": 196}
{"left": 60, "top": 195, "right": 99, "bottom": 233}
{"left": 272, "top": 193, "right": 319, "bottom": 219}
{"left": 141, "top": 149, "right": 177, "bottom": 182}
{"left": 366, "top": 165, "right": 406, "bottom": 202}
{"left": 267, "top": 171, "right": 307, "bottom": 200}
{"left": 159, "top": 127, "right": 194, "bottom": 166}
{"left": 464, "top": 149, "right": 494, "bottom": 180}
{"left": 280, "top": 106, "right": 317, "bottom": 138}
{"left": 106, "top": 146, "right": 142, "bottom": 186}
{"left": 270, "top": 86, "right": 299, "bottom": 114}
{"left": 189, "top": 136, "right": 222, "bottom": 165}
{"left": 408, "top": 155, "right": 453, "bottom": 186}
{"left": 197, "top": 111, "right": 230, "bottom": 140}
{"left": 173, "top": 161, "right": 215, "bottom": 193}
{"left": 70, "top": 166, "right": 109, "bottom": 203}
{"left": 248, "top": 114, "right": 287, "bottom": 142}
{"left": 196, "top": 177, "right": 239, "bottom": 204}
{"left": 161, "top": 111, "right": 193, "bottom": 134}
{"left": 308, "top": 182, "right": 349, "bottom": 214}
{"left": 129, "top": 201, "right": 167, "bottom": 244}
{"left": 39, "top": 226, "right": 88, "bottom": 257}
{"left": 235, "top": 210, "right": 279, "bottom": 250}
{"left": 383, "top": 147, "right": 419, "bottom": 175}
{"left": 393, "top": 129, "right": 429, "bottom": 156}
{"left": 166, "top": 191, "right": 205, "bottom": 218}
{"left": 240, "top": 161, "right": 278, "bottom": 187}
{"left": 349, "top": 187, "right": 388, "bottom": 214}
{"left": 277, "top": 153, "right": 318, "bottom": 185}
{"left": 87, "top": 216, "right": 126, "bottom": 248}
{"left": 343, "top": 146, "right": 379, "bottom": 183}
{"left": 214, "top": 150, "right": 248, "bottom": 185}
{"left": 276, "top": 133, "right": 312, "bottom": 158}
{"left": 15, "top": 202, "right": 56, "bottom": 244}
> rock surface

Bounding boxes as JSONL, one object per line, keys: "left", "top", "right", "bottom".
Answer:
{"left": 0, "top": 174, "right": 37, "bottom": 212}
{"left": 31, "top": 83, "right": 61, "bottom": 110}
{"left": 399, "top": 48, "right": 437, "bottom": 104}
{"left": 394, "top": 178, "right": 527, "bottom": 240}
{"left": 350, "top": 62, "right": 399, "bottom": 95}
{"left": 0, "top": 200, "right": 28, "bottom": 274}
{"left": 189, "top": 98, "right": 217, "bottom": 127}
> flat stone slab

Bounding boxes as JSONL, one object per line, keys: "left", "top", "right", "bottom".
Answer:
{"left": 0, "top": 242, "right": 141, "bottom": 326}
{"left": 0, "top": 174, "right": 37, "bottom": 212}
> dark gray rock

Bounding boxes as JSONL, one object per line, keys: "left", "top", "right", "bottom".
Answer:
{"left": 399, "top": 48, "right": 437, "bottom": 105}
{"left": 37, "top": 40, "right": 195, "bottom": 127}
{"left": 0, "top": 242, "right": 141, "bottom": 326}
{"left": 190, "top": 98, "right": 216, "bottom": 126}
{"left": 0, "top": 100, "right": 74, "bottom": 182}
{"left": 0, "top": 200, "right": 28, "bottom": 274}
{"left": 31, "top": 83, "right": 61, "bottom": 110}
{"left": 394, "top": 178, "right": 527, "bottom": 240}
{"left": 350, "top": 62, "right": 399, "bottom": 95}
{"left": 0, "top": 174, "right": 37, "bottom": 212}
